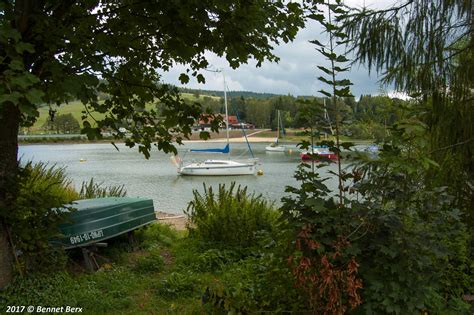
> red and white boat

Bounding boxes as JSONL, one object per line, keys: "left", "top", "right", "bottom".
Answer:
{"left": 300, "top": 146, "right": 338, "bottom": 161}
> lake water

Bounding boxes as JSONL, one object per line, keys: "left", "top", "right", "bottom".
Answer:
{"left": 18, "top": 142, "right": 344, "bottom": 214}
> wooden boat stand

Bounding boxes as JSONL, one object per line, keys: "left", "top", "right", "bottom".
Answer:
{"left": 80, "top": 231, "right": 137, "bottom": 272}
{"left": 81, "top": 243, "right": 108, "bottom": 272}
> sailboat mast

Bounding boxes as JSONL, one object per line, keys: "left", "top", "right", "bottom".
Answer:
{"left": 223, "top": 72, "right": 230, "bottom": 147}
{"left": 276, "top": 110, "right": 280, "bottom": 144}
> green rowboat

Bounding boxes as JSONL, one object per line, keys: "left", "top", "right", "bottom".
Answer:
{"left": 55, "top": 197, "right": 156, "bottom": 249}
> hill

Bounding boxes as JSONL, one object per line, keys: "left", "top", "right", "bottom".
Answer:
{"left": 179, "top": 88, "right": 281, "bottom": 99}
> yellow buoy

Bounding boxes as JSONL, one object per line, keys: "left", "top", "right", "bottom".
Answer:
{"left": 257, "top": 170, "right": 264, "bottom": 176}
{"left": 79, "top": 158, "right": 87, "bottom": 163}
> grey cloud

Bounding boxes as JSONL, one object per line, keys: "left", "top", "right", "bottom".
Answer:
{"left": 160, "top": 1, "right": 396, "bottom": 97}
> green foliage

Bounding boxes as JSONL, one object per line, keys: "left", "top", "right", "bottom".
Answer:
{"left": 185, "top": 183, "right": 279, "bottom": 249}
{"left": 1, "top": 0, "right": 305, "bottom": 157}
{"left": 192, "top": 249, "right": 240, "bottom": 273}
{"left": 135, "top": 222, "right": 180, "bottom": 249}
{"left": 0, "top": 267, "right": 144, "bottom": 313}
{"left": 350, "top": 122, "right": 473, "bottom": 314}
{"left": 5, "top": 161, "right": 130, "bottom": 273}
{"left": 281, "top": 114, "right": 473, "bottom": 314}
{"left": 134, "top": 249, "right": 165, "bottom": 273}
{"left": 79, "top": 178, "right": 126, "bottom": 199}
{"left": 173, "top": 240, "right": 241, "bottom": 273}
{"left": 0, "top": 272, "right": 77, "bottom": 307}
{"left": 156, "top": 271, "right": 200, "bottom": 298}
{"left": 204, "top": 254, "right": 303, "bottom": 313}
{"left": 344, "top": 0, "right": 472, "bottom": 94}
{"left": 42, "top": 113, "right": 81, "bottom": 134}
{"left": 7, "top": 162, "right": 78, "bottom": 272}
{"left": 344, "top": 0, "right": 474, "bottom": 251}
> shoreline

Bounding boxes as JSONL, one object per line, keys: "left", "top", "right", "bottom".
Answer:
{"left": 19, "top": 136, "right": 374, "bottom": 146}
{"left": 156, "top": 211, "right": 187, "bottom": 231}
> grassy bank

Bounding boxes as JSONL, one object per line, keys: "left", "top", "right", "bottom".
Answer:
{"left": 2, "top": 168, "right": 472, "bottom": 314}
{"left": 26, "top": 93, "right": 204, "bottom": 134}
{"left": 1, "top": 223, "right": 217, "bottom": 314}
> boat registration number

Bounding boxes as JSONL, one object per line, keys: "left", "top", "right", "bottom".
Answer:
{"left": 70, "top": 229, "right": 104, "bottom": 245}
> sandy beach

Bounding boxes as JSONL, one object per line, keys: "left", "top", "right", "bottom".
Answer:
{"left": 156, "top": 212, "right": 188, "bottom": 230}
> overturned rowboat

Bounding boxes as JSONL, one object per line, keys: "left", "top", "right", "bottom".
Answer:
{"left": 54, "top": 197, "right": 156, "bottom": 249}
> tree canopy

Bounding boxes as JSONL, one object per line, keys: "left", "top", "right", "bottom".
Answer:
{"left": 0, "top": 0, "right": 304, "bottom": 154}
{"left": 0, "top": 0, "right": 305, "bottom": 288}
{"left": 344, "top": 0, "right": 473, "bottom": 205}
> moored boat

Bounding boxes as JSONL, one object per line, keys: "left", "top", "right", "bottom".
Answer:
{"left": 265, "top": 110, "right": 286, "bottom": 152}
{"left": 300, "top": 146, "right": 338, "bottom": 161}
{"left": 178, "top": 159, "right": 257, "bottom": 176}
{"left": 54, "top": 197, "right": 156, "bottom": 249}
{"left": 265, "top": 142, "right": 286, "bottom": 152}
{"left": 175, "top": 71, "right": 258, "bottom": 176}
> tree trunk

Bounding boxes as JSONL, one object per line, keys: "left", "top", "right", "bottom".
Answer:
{"left": 0, "top": 104, "right": 20, "bottom": 289}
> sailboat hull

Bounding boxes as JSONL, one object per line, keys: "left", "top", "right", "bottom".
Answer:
{"left": 265, "top": 145, "right": 285, "bottom": 152}
{"left": 178, "top": 159, "right": 256, "bottom": 176}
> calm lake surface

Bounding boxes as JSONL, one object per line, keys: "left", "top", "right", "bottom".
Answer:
{"left": 18, "top": 142, "right": 345, "bottom": 214}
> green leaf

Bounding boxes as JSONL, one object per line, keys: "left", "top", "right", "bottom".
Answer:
{"left": 334, "top": 86, "right": 353, "bottom": 97}
{"left": 317, "top": 76, "right": 333, "bottom": 85}
{"left": 319, "top": 49, "right": 337, "bottom": 60}
{"left": 335, "top": 55, "right": 350, "bottom": 62}
{"left": 11, "top": 73, "right": 40, "bottom": 89}
{"left": 317, "top": 66, "right": 334, "bottom": 76}
{"left": 179, "top": 73, "right": 190, "bottom": 84}
{"left": 334, "top": 66, "right": 351, "bottom": 72}
{"left": 309, "top": 39, "right": 324, "bottom": 47}
{"left": 9, "top": 60, "right": 24, "bottom": 71}
{"left": 199, "top": 131, "right": 210, "bottom": 140}
{"left": 0, "top": 91, "right": 22, "bottom": 105}
{"left": 196, "top": 74, "right": 205, "bottom": 84}
{"left": 15, "top": 42, "right": 35, "bottom": 54}
{"left": 318, "top": 89, "right": 332, "bottom": 97}
{"left": 18, "top": 102, "right": 39, "bottom": 117}
{"left": 340, "top": 142, "right": 354, "bottom": 150}
{"left": 307, "top": 13, "right": 325, "bottom": 22}
{"left": 334, "top": 79, "right": 353, "bottom": 86}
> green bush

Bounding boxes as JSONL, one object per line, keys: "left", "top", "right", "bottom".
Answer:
{"left": 4, "top": 161, "right": 131, "bottom": 273}
{"left": 0, "top": 272, "right": 77, "bottom": 307}
{"left": 135, "top": 249, "right": 165, "bottom": 273}
{"left": 156, "top": 271, "right": 200, "bottom": 298}
{"left": 185, "top": 183, "right": 279, "bottom": 249}
{"left": 7, "top": 162, "right": 79, "bottom": 272}
{"left": 171, "top": 237, "right": 242, "bottom": 274}
{"left": 203, "top": 255, "right": 303, "bottom": 313}
{"left": 79, "top": 178, "right": 126, "bottom": 199}
{"left": 193, "top": 248, "right": 240, "bottom": 272}
{"left": 279, "top": 120, "right": 473, "bottom": 314}
{"left": 175, "top": 245, "right": 241, "bottom": 273}
{"left": 136, "top": 222, "right": 179, "bottom": 249}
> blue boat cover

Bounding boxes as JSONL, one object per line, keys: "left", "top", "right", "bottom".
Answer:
{"left": 190, "top": 144, "right": 230, "bottom": 154}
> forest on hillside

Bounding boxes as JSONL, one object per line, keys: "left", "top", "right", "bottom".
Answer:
{"left": 173, "top": 93, "right": 409, "bottom": 141}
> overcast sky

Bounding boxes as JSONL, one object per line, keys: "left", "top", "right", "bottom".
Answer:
{"left": 160, "top": 0, "right": 397, "bottom": 98}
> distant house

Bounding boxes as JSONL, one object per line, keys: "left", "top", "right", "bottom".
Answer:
{"left": 193, "top": 114, "right": 253, "bottom": 131}
{"left": 229, "top": 122, "right": 255, "bottom": 130}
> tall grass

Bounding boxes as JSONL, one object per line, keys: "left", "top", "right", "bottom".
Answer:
{"left": 185, "top": 183, "right": 278, "bottom": 248}
{"left": 79, "top": 178, "right": 126, "bottom": 199}
{"left": 10, "top": 162, "right": 79, "bottom": 272}
{"left": 9, "top": 162, "right": 128, "bottom": 273}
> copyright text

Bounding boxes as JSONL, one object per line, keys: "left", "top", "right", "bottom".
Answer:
{"left": 6, "top": 305, "right": 83, "bottom": 313}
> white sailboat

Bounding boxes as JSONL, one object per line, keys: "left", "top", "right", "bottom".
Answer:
{"left": 176, "top": 72, "right": 257, "bottom": 176}
{"left": 265, "top": 110, "right": 286, "bottom": 152}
